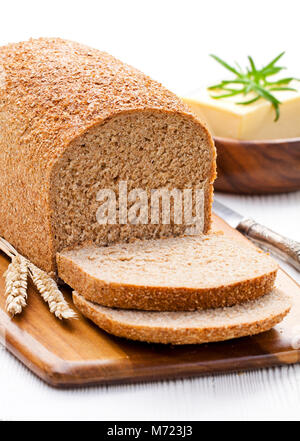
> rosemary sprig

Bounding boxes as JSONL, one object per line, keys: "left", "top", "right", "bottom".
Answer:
{"left": 208, "top": 52, "right": 299, "bottom": 121}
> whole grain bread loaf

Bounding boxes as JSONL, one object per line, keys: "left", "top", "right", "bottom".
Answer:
{"left": 0, "top": 38, "right": 215, "bottom": 275}
{"left": 57, "top": 233, "right": 278, "bottom": 311}
{"left": 73, "top": 289, "right": 290, "bottom": 344}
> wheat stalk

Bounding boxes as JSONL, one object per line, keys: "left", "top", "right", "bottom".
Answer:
{"left": 28, "top": 262, "right": 77, "bottom": 320}
{"left": 0, "top": 237, "right": 16, "bottom": 259}
{"left": 4, "top": 254, "right": 28, "bottom": 316}
{"left": 0, "top": 236, "right": 76, "bottom": 319}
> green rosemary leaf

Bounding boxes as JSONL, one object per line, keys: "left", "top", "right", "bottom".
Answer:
{"left": 261, "top": 52, "right": 285, "bottom": 72}
{"left": 209, "top": 55, "right": 240, "bottom": 76}
{"left": 254, "top": 85, "right": 280, "bottom": 104}
{"left": 268, "top": 87, "right": 297, "bottom": 92}
{"left": 265, "top": 77, "right": 295, "bottom": 85}
{"left": 253, "top": 85, "right": 281, "bottom": 120}
{"left": 261, "top": 66, "right": 285, "bottom": 77}
{"left": 207, "top": 82, "right": 230, "bottom": 90}
{"left": 248, "top": 56, "right": 257, "bottom": 75}
{"left": 274, "top": 103, "right": 280, "bottom": 121}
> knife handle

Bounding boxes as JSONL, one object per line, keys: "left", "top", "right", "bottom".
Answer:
{"left": 237, "top": 218, "right": 300, "bottom": 272}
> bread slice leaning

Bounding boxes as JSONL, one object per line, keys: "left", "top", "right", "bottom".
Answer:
{"left": 57, "top": 234, "right": 278, "bottom": 311}
{"left": 73, "top": 289, "right": 290, "bottom": 345}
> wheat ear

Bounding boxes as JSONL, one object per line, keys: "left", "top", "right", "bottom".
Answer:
{"left": 0, "top": 236, "right": 76, "bottom": 320}
{"left": 28, "top": 262, "right": 77, "bottom": 320}
{"left": 4, "top": 254, "right": 28, "bottom": 316}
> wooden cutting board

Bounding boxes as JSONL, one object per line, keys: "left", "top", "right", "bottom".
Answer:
{"left": 0, "top": 215, "right": 299, "bottom": 388}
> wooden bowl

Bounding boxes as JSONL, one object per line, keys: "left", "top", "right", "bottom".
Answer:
{"left": 214, "top": 136, "right": 300, "bottom": 195}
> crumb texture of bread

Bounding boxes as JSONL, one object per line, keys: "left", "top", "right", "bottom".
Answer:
{"left": 57, "top": 234, "right": 278, "bottom": 311}
{"left": 0, "top": 38, "right": 215, "bottom": 274}
{"left": 72, "top": 289, "right": 291, "bottom": 344}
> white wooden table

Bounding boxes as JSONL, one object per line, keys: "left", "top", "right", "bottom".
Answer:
{"left": 0, "top": 192, "right": 299, "bottom": 421}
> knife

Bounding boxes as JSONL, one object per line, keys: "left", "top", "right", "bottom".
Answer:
{"left": 213, "top": 199, "right": 300, "bottom": 272}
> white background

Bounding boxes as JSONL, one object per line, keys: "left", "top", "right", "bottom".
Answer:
{"left": 0, "top": 0, "right": 300, "bottom": 421}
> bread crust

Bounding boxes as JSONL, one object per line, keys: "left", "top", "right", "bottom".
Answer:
{"left": 72, "top": 290, "right": 291, "bottom": 345}
{"left": 0, "top": 38, "right": 215, "bottom": 274}
{"left": 57, "top": 252, "right": 277, "bottom": 312}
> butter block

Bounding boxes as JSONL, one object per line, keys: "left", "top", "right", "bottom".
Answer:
{"left": 183, "top": 83, "right": 300, "bottom": 140}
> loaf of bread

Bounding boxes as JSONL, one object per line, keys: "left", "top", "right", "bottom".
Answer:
{"left": 0, "top": 38, "right": 216, "bottom": 275}
{"left": 73, "top": 289, "right": 290, "bottom": 344}
{"left": 57, "top": 234, "right": 278, "bottom": 311}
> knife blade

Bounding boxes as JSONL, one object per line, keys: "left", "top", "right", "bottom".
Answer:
{"left": 213, "top": 199, "right": 300, "bottom": 272}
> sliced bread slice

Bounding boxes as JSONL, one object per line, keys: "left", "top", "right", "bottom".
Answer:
{"left": 73, "top": 289, "right": 290, "bottom": 345}
{"left": 57, "top": 234, "right": 278, "bottom": 311}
